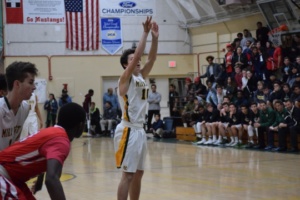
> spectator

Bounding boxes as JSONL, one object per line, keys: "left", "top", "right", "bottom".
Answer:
{"left": 89, "top": 102, "right": 101, "bottom": 137}
{"left": 291, "top": 85, "right": 300, "bottom": 105}
{"left": 273, "top": 43, "right": 283, "bottom": 79}
{"left": 190, "top": 103, "right": 206, "bottom": 142}
{"left": 184, "top": 77, "right": 194, "bottom": 96}
{"left": 244, "top": 70, "right": 258, "bottom": 98}
{"left": 251, "top": 46, "right": 265, "bottom": 80}
{"left": 83, "top": 89, "right": 94, "bottom": 115}
{"left": 287, "top": 66, "right": 299, "bottom": 88}
{"left": 224, "top": 76, "right": 237, "bottom": 96}
{"left": 20, "top": 93, "right": 43, "bottom": 140}
{"left": 100, "top": 101, "right": 117, "bottom": 136}
{"left": 182, "top": 94, "right": 195, "bottom": 127}
{"left": 240, "top": 104, "right": 256, "bottom": 148}
{"left": 234, "top": 65, "right": 243, "bottom": 90}
{"left": 216, "top": 85, "right": 226, "bottom": 110}
{"left": 265, "top": 41, "right": 276, "bottom": 80}
{"left": 294, "top": 55, "right": 300, "bottom": 70}
{"left": 58, "top": 89, "right": 72, "bottom": 108}
{"left": 200, "top": 55, "right": 223, "bottom": 87}
{"left": 193, "top": 76, "right": 207, "bottom": 100}
{"left": 205, "top": 80, "right": 218, "bottom": 107}
{"left": 0, "top": 73, "right": 7, "bottom": 97}
{"left": 267, "top": 73, "right": 278, "bottom": 90}
{"left": 268, "top": 81, "right": 285, "bottom": 106}
{"left": 233, "top": 38, "right": 241, "bottom": 52}
{"left": 147, "top": 84, "right": 161, "bottom": 132}
{"left": 217, "top": 102, "right": 231, "bottom": 145}
{"left": 256, "top": 22, "right": 269, "bottom": 47}
{"left": 150, "top": 114, "right": 164, "bottom": 138}
{"left": 103, "top": 88, "right": 119, "bottom": 111}
{"left": 242, "top": 40, "right": 253, "bottom": 55}
{"left": 44, "top": 93, "right": 58, "bottom": 128}
{"left": 253, "top": 81, "right": 265, "bottom": 103}
{"left": 234, "top": 90, "right": 249, "bottom": 109}
{"left": 267, "top": 100, "right": 289, "bottom": 151}
{"left": 241, "top": 29, "right": 255, "bottom": 48}
{"left": 232, "top": 46, "right": 247, "bottom": 69}
{"left": 227, "top": 103, "right": 243, "bottom": 147}
{"left": 168, "top": 84, "right": 179, "bottom": 116}
{"left": 241, "top": 69, "right": 248, "bottom": 91}
{"left": 224, "top": 43, "right": 234, "bottom": 77}
{"left": 203, "top": 103, "right": 220, "bottom": 145}
{"left": 253, "top": 100, "right": 276, "bottom": 149}
{"left": 282, "top": 57, "right": 295, "bottom": 83}
{"left": 282, "top": 83, "right": 292, "bottom": 102}
{"left": 292, "top": 73, "right": 300, "bottom": 88}
{"left": 285, "top": 99, "right": 300, "bottom": 152}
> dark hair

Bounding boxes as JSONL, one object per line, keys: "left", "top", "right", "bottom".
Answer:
{"left": 275, "top": 100, "right": 283, "bottom": 105}
{"left": 250, "top": 102, "right": 257, "bottom": 107}
{"left": 155, "top": 113, "right": 161, "bottom": 118}
{"left": 151, "top": 84, "right": 157, "bottom": 88}
{"left": 88, "top": 89, "right": 94, "bottom": 94}
{"left": 170, "top": 84, "right": 176, "bottom": 89}
{"left": 237, "top": 33, "right": 243, "bottom": 37}
{"left": 257, "top": 21, "right": 262, "bottom": 25}
{"left": 229, "top": 103, "right": 236, "bottom": 107}
{"left": 5, "top": 62, "right": 38, "bottom": 91}
{"left": 105, "top": 101, "right": 112, "bottom": 107}
{"left": 57, "top": 103, "right": 86, "bottom": 131}
{"left": 285, "top": 99, "right": 294, "bottom": 104}
{"left": 259, "top": 100, "right": 266, "bottom": 104}
{"left": 120, "top": 49, "right": 135, "bottom": 69}
{"left": 222, "top": 102, "right": 229, "bottom": 106}
{"left": 240, "top": 104, "right": 248, "bottom": 109}
{"left": 49, "top": 93, "right": 56, "bottom": 100}
{"left": 0, "top": 74, "right": 7, "bottom": 91}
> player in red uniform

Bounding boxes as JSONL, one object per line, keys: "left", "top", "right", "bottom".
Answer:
{"left": 0, "top": 102, "right": 86, "bottom": 200}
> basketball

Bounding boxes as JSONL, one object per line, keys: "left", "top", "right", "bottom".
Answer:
{"left": 279, "top": 24, "right": 289, "bottom": 31}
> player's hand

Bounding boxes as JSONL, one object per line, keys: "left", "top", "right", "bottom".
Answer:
{"left": 31, "top": 180, "right": 37, "bottom": 194}
{"left": 151, "top": 21, "right": 159, "bottom": 39}
{"left": 143, "top": 16, "right": 152, "bottom": 33}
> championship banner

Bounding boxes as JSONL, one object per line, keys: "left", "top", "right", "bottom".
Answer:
{"left": 101, "top": 18, "right": 123, "bottom": 55}
{"left": 100, "top": 0, "right": 156, "bottom": 17}
{"left": 23, "top": 0, "right": 65, "bottom": 24}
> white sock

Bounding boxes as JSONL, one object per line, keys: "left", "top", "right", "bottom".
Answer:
{"left": 230, "top": 136, "right": 234, "bottom": 142}
{"left": 234, "top": 137, "right": 238, "bottom": 142}
{"left": 183, "top": 123, "right": 187, "bottom": 128}
{"left": 213, "top": 135, "right": 217, "bottom": 141}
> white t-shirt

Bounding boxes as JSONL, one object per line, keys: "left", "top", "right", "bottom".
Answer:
{"left": 0, "top": 97, "right": 29, "bottom": 150}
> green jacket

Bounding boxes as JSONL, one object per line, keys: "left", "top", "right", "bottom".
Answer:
{"left": 271, "top": 108, "right": 289, "bottom": 127}
{"left": 259, "top": 107, "right": 276, "bottom": 127}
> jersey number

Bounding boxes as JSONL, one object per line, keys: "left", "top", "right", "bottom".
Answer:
{"left": 141, "top": 89, "right": 149, "bottom": 100}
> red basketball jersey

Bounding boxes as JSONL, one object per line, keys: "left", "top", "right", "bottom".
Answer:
{"left": 0, "top": 126, "right": 70, "bottom": 183}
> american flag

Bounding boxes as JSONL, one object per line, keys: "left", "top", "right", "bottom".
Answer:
{"left": 65, "top": 0, "right": 99, "bottom": 51}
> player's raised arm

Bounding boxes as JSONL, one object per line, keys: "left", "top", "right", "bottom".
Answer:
{"left": 119, "top": 17, "right": 152, "bottom": 96}
{"left": 141, "top": 21, "right": 159, "bottom": 78}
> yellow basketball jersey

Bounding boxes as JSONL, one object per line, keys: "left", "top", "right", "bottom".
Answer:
{"left": 118, "top": 74, "right": 149, "bottom": 124}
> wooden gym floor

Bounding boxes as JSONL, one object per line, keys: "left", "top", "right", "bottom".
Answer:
{"left": 35, "top": 135, "right": 300, "bottom": 200}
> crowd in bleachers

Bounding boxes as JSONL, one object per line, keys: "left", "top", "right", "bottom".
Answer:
{"left": 168, "top": 22, "right": 300, "bottom": 153}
